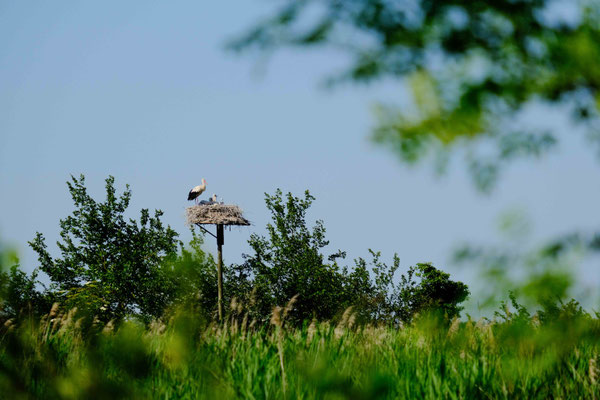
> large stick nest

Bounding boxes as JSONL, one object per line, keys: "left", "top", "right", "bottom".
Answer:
{"left": 186, "top": 204, "right": 250, "bottom": 226}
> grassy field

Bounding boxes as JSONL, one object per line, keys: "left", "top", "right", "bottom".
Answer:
{"left": 1, "top": 304, "right": 599, "bottom": 400}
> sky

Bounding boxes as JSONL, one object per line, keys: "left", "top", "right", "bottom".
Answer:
{"left": 1, "top": 1, "right": 599, "bottom": 313}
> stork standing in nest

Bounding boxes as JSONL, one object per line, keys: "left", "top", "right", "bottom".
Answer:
{"left": 188, "top": 179, "right": 207, "bottom": 204}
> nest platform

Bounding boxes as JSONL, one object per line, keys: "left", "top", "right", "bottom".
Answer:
{"left": 186, "top": 203, "right": 250, "bottom": 226}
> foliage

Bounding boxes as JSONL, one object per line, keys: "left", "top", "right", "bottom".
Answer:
{"left": 162, "top": 230, "right": 218, "bottom": 319}
{"left": 231, "top": 0, "right": 600, "bottom": 191}
{"left": 0, "top": 243, "right": 49, "bottom": 323}
{"left": 453, "top": 218, "right": 600, "bottom": 311}
{"left": 537, "top": 297, "right": 590, "bottom": 326}
{"left": 238, "top": 189, "right": 352, "bottom": 323}
{"left": 396, "top": 262, "right": 470, "bottom": 323}
{"left": 16, "top": 177, "right": 468, "bottom": 326}
{"left": 494, "top": 291, "right": 531, "bottom": 324}
{"left": 347, "top": 249, "right": 399, "bottom": 322}
{"left": 351, "top": 252, "right": 470, "bottom": 324}
{"left": 28, "top": 175, "right": 180, "bottom": 322}
{"left": 0, "top": 301, "right": 599, "bottom": 399}
{"left": 0, "top": 265, "right": 45, "bottom": 323}
{"left": 236, "top": 189, "right": 469, "bottom": 325}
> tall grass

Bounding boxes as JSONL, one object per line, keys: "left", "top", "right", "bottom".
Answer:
{"left": 1, "top": 302, "right": 599, "bottom": 399}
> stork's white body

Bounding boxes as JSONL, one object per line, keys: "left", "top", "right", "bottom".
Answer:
{"left": 188, "top": 179, "right": 207, "bottom": 204}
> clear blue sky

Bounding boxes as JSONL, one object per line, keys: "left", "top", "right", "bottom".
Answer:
{"left": 1, "top": 2, "right": 599, "bottom": 313}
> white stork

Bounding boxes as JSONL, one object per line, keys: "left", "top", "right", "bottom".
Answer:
{"left": 188, "top": 179, "right": 207, "bottom": 204}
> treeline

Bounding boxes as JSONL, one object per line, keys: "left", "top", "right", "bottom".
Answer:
{"left": 1, "top": 175, "right": 471, "bottom": 327}
{"left": 0, "top": 175, "right": 593, "bottom": 328}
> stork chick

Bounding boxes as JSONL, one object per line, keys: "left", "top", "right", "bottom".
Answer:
{"left": 188, "top": 179, "right": 207, "bottom": 204}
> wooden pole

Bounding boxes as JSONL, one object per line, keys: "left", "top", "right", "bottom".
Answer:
{"left": 217, "top": 224, "right": 224, "bottom": 322}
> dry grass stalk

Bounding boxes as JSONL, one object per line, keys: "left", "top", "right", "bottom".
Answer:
{"left": 149, "top": 319, "right": 167, "bottom": 336}
{"left": 282, "top": 294, "right": 298, "bottom": 322}
{"left": 278, "top": 336, "right": 287, "bottom": 396}
{"left": 269, "top": 297, "right": 301, "bottom": 396}
{"left": 249, "top": 287, "right": 257, "bottom": 308}
{"left": 49, "top": 303, "right": 59, "bottom": 319}
{"left": 307, "top": 319, "right": 317, "bottom": 344}
{"left": 270, "top": 306, "right": 282, "bottom": 328}
{"left": 475, "top": 319, "right": 496, "bottom": 349}
{"left": 230, "top": 297, "right": 243, "bottom": 316}
{"left": 362, "top": 325, "right": 389, "bottom": 348}
{"left": 241, "top": 313, "right": 249, "bottom": 337}
{"left": 269, "top": 305, "right": 287, "bottom": 395}
{"left": 447, "top": 317, "right": 460, "bottom": 338}
{"left": 57, "top": 307, "right": 78, "bottom": 335}
{"left": 51, "top": 313, "right": 63, "bottom": 331}
{"left": 335, "top": 307, "right": 355, "bottom": 338}
{"left": 230, "top": 317, "right": 238, "bottom": 336}
{"left": 3, "top": 318, "right": 15, "bottom": 333}
{"left": 590, "top": 358, "right": 598, "bottom": 384}
{"left": 186, "top": 204, "right": 250, "bottom": 226}
{"left": 222, "top": 319, "right": 230, "bottom": 337}
{"left": 102, "top": 320, "right": 115, "bottom": 334}
{"left": 74, "top": 317, "right": 84, "bottom": 330}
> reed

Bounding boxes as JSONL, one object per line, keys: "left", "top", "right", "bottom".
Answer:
{"left": 0, "top": 303, "right": 598, "bottom": 399}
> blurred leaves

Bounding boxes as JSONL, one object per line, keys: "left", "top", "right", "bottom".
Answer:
{"left": 453, "top": 216, "right": 600, "bottom": 310}
{"left": 231, "top": 0, "right": 600, "bottom": 191}
{"left": 0, "top": 300, "right": 598, "bottom": 399}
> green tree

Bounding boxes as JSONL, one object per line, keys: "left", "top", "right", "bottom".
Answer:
{"left": 396, "top": 262, "right": 470, "bottom": 323}
{"left": 29, "top": 175, "right": 179, "bottom": 321}
{"left": 353, "top": 252, "right": 470, "bottom": 324}
{"left": 0, "top": 263, "right": 47, "bottom": 323}
{"left": 238, "top": 189, "right": 469, "bottom": 325}
{"left": 231, "top": 0, "right": 600, "bottom": 192}
{"left": 239, "top": 189, "right": 351, "bottom": 323}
